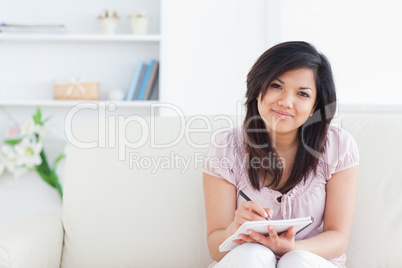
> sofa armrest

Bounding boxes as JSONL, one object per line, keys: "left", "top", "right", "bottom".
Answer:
{"left": 0, "top": 212, "right": 64, "bottom": 268}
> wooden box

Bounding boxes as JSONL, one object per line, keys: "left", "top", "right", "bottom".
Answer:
{"left": 54, "top": 79, "right": 99, "bottom": 100}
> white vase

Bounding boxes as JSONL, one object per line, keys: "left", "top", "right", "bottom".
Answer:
{"left": 98, "top": 18, "right": 118, "bottom": 35}
{"left": 130, "top": 17, "right": 150, "bottom": 35}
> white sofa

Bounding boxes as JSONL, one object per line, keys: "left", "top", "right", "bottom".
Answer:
{"left": 0, "top": 115, "right": 402, "bottom": 268}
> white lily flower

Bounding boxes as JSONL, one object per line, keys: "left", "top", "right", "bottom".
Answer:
{"left": 20, "top": 119, "right": 37, "bottom": 136}
{"left": 36, "top": 124, "right": 53, "bottom": 142}
{"left": 9, "top": 165, "right": 28, "bottom": 178}
{"left": 14, "top": 137, "right": 43, "bottom": 168}
{"left": 1, "top": 109, "right": 63, "bottom": 197}
{"left": 1, "top": 144, "right": 17, "bottom": 163}
{"left": 0, "top": 144, "right": 24, "bottom": 177}
{"left": 0, "top": 155, "right": 5, "bottom": 176}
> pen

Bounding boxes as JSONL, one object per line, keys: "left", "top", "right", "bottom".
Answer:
{"left": 238, "top": 190, "right": 270, "bottom": 221}
{"left": 238, "top": 189, "right": 251, "bottom": 201}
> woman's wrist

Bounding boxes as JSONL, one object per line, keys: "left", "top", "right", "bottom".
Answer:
{"left": 292, "top": 241, "right": 301, "bottom": 252}
{"left": 225, "top": 221, "right": 238, "bottom": 237}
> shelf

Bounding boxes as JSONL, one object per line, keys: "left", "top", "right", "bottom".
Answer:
{"left": 0, "top": 33, "right": 161, "bottom": 42}
{"left": 0, "top": 100, "right": 160, "bottom": 108}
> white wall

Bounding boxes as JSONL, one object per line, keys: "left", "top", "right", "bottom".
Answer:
{"left": 280, "top": 0, "right": 402, "bottom": 105}
{"left": 160, "top": 0, "right": 268, "bottom": 116}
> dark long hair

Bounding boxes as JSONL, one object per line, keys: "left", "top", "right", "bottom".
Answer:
{"left": 244, "top": 41, "right": 336, "bottom": 194}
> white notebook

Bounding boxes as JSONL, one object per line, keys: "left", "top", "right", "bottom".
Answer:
{"left": 219, "top": 216, "right": 314, "bottom": 252}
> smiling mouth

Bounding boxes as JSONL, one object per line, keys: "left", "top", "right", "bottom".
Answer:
{"left": 272, "top": 110, "right": 294, "bottom": 119}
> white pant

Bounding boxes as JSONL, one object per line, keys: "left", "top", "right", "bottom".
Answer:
{"left": 213, "top": 243, "right": 338, "bottom": 268}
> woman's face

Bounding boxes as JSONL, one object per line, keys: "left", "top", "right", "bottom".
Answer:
{"left": 257, "top": 68, "right": 317, "bottom": 137}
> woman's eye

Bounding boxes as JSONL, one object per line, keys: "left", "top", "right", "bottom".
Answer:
{"left": 270, "top": 83, "right": 282, "bottom": 89}
{"left": 298, "top": 92, "right": 310, "bottom": 98}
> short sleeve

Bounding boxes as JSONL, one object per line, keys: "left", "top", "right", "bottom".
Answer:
{"left": 324, "top": 126, "right": 360, "bottom": 180}
{"left": 202, "top": 128, "right": 241, "bottom": 187}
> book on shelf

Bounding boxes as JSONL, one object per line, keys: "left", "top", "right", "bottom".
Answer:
{"left": 137, "top": 59, "right": 156, "bottom": 100}
{"left": 125, "top": 59, "right": 159, "bottom": 101}
{"left": 133, "top": 63, "right": 147, "bottom": 100}
{"left": 148, "top": 78, "right": 159, "bottom": 100}
{"left": 0, "top": 23, "right": 66, "bottom": 33}
{"left": 142, "top": 61, "right": 159, "bottom": 100}
{"left": 125, "top": 61, "right": 145, "bottom": 101}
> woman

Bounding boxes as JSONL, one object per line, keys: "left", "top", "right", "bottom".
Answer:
{"left": 202, "top": 41, "right": 359, "bottom": 267}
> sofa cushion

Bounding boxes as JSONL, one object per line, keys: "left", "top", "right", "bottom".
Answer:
{"left": 61, "top": 116, "right": 239, "bottom": 267}
{"left": 341, "top": 117, "right": 402, "bottom": 267}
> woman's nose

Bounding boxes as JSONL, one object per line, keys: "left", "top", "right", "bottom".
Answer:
{"left": 277, "top": 92, "right": 294, "bottom": 109}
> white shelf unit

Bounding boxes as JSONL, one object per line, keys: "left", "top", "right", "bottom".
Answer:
{"left": 0, "top": 33, "right": 162, "bottom": 42}
{"left": 0, "top": 35, "right": 161, "bottom": 106}
{"left": 0, "top": 100, "right": 159, "bottom": 108}
{"left": 0, "top": 0, "right": 161, "bottom": 107}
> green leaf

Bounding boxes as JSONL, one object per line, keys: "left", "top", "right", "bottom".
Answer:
{"left": 4, "top": 139, "right": 21, "bottom": 145}
{"left": 33, "top": 108, "right": 42, "bottom": 125}
{"left": 35, "top": 149, "right": 63, "bottom": 199}
{"left": 35, "top": 166, "right": 53, "bottom": 187}
{"left": 42, "top": 116, "right": 51, "bottom": 125}
{"left": 53, "top": 153, "right": 66, "bottom": 169}
{"left": 36, "top": 150, "right": 52, "bottom": 181}
{"left": 50, "top": 169, "right": 63, "bottom": 199}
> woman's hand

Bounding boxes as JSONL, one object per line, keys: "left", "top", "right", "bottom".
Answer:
{"left": 234, "top": 225, "right": 296, "bottom": 256}
{"left": 230, "top": 201, "right": 273, "bottom": 233}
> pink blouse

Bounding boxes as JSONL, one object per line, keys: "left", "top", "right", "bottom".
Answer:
{"left": 202, "top": 125, "right": 359, "bottom": 267}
